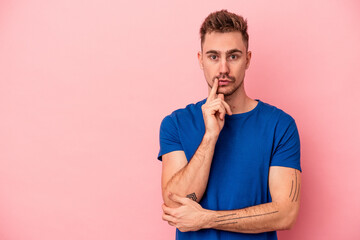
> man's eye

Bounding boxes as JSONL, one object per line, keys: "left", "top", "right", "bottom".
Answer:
{"left": 210, "top": 55, "right": 218, "bottom": 60}
{"left": 229, "top": 55, "right": 238, "bottom": 60}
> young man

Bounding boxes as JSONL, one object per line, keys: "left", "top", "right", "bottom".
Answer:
{"left": 157, "top": 10, "right": 301, "bottom": 240}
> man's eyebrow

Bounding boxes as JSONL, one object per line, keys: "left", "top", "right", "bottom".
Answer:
{"left": 205, "top": 50, "right": 219, "bottom": 54}
{"left": 205, "top": 49, "right": 243, "bottom": 54}
{"left": 226, "top": 49, "right": 243, "bottom": 54}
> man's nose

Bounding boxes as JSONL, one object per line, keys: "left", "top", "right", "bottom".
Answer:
{"left": 219, "top": 58, "right": 229, "bottom": 75}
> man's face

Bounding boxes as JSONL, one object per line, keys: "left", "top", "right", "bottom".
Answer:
{"left": 198, "top": 31, "right": 251, "bottom": 96}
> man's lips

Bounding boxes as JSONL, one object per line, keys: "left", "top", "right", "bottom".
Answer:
{"left": 218, "top": 79, "right": 232, "bottom": 86}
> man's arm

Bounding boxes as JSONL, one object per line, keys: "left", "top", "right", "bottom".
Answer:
{"left": 162, "top": 133, "right": 217, "bottom": 208}
{"left": 162, "top": 78, "right": 232, "bottom": 208}
{"left": 162, "top": 166, "right": 301, "bottom": 233}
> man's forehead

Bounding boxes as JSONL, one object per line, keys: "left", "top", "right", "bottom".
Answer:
{"left": 202, "top": 31, "right": 246, "bottom": 52}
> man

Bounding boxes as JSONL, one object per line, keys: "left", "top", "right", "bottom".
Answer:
{"left": 157, "top": 9, "right": 301, "bottom": 240}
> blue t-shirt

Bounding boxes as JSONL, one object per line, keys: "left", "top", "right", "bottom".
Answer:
{"left": 157, "top": 99, "right": 301, "bottom": 240}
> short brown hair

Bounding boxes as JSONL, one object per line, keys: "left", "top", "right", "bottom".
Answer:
{"left": 199, "top": 10, "right": 249, "bottom": 51}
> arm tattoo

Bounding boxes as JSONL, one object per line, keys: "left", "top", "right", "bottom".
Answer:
{"left": 292, "top": 169, "right": 298, "bottom": 202}
{"left": 214, "top": 211, "right": 279, "bottom": 225}
{"left": 289, "top": 169, "right": 300, "bottom": 202}
{"left": 295, "top": 183, "right": 300, "bottom": 202}
{"left": 219, "top": 221, "right": 237, "bottom": 226}
{"left": 217, "top": 213, "right": 236, "bottom": 218}
{"left": 186, "top": 192, "right": 197, "bottom": 201}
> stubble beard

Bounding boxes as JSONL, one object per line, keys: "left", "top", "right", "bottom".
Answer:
{"left": 207, "top": 75, "right": 244, "bottom": 97}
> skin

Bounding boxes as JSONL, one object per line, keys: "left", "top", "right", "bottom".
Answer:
{"left": 162, "top": 168, "right": 301, "bottom": 233}
{"left": 198, "top": 31, "right": 258, "bottom": 114}
{"left": 161, "top": 31, "right": 301, "bottom": 233}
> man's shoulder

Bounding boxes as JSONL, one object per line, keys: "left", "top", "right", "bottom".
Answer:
{"left": 159, "top": 99, "right": 206, "bottom": 146}
{"left": 165, "top": 98, "right": 207, "bottom": 120}
{"left": 259, "top": 100, "right": 297, "bottom": 127}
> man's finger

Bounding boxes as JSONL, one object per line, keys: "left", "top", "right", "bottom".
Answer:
{"left": 162, "top": 204, "right": 175, "bottom": 215}
{"left": 162, "top": 213, "right": 177, "bottom": 223}
{"left": 221, "top": 100, "right": 233, "bottom": 115}
{"left": 217, "top": 94, "right": 226, "bottom": 120}
{"left": 218, "top": 93, "right": 224, "bottom": 100}
{"left": 169, "top": 193, "right": 188, "bottom": 205}
{"left": 213, "top": 97, "right": 226, "bottom": 120}
{"left": 168, "top": 221, "right": 176, "bottom": 226}
{"left": 217, "top": 94, "right": 232, "bottom": 116}
{"left": 208, "top": 78, "right": 218, "bottom": 101}
{"left": 218, "top": 105, "right": 226, "bottom": 120}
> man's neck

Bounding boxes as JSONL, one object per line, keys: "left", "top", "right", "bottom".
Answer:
{"left": 224, "top": 89, "right": 258, "bottom": 115}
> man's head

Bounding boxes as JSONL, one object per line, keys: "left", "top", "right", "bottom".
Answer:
{"left": 200, "top": 10, "right": 249, "bottom": 52}
{"left": 198, "top": 10, "right": 251, "bottom": 97}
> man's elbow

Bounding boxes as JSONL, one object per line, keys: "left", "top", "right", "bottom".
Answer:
{"left": 162, "top": 187, "right": 181, "bottom": 208}
{"left": 279, "top": 205, "right": 300, "bottom": 230}
{"left": 280, "top": 217, "right": 297, "bottom": 230}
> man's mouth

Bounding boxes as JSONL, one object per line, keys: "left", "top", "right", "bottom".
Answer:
{"left": 218, "top": 79, "right": 232, "bottom": 86}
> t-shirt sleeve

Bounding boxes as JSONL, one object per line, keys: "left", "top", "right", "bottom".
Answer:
{"left": 270, "top": 115, "right": 302, "bottom": 172}
{"left": 157, "top": 114, "right": 184, "bottom": 161}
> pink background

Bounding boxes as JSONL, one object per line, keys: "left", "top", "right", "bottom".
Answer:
{"left": 1, "top": 0, "right": 359, "bottom": 239}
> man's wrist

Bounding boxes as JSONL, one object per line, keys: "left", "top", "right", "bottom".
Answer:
{"left": 201, "top": 209, "right": 217, "bottom": 229}
{"left": 203, "top": 131, "right": 219, "bottom": 142}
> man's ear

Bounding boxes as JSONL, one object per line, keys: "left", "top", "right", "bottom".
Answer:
{"left": 245, "top": 51, "right": 252, "bottom": 69}
{"left": 197, "top": 51, "right": 203, "bottom": 69}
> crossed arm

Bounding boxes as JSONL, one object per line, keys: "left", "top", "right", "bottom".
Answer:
{"left": 161, "top": 147, "right": 301, "bottom": 233}
{"left": 161, "top": 133, "right": 217, "bottom": 208}
{"left": 162, "top": 78, "right": 232, "bottom": 208}
{"left": 161, "top": 78, "right": 300, "bottom": 233}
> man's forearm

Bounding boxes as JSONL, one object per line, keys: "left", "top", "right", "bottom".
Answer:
{"left": 203, "top": 201, "right": 299, "bottom": 233}
{"left": 162, "top": 167, "right": 301, "bottom": 233}
{"left": 164, "top": 133, "right": 217, "bottom": 206}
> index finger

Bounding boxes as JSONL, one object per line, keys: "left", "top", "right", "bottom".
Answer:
{"left": 208, "top": 78, "right": 218, "bottom": 101}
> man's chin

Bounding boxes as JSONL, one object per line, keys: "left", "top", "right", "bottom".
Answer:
{"left": 217, "top": 89, "right": 233, "bottom": 96}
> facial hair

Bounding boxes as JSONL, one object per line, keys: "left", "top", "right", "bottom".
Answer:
{"left": 207, "top": 74, "right": 242, "bottom": 97}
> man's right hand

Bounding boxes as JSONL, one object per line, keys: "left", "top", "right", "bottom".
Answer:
{"left": 201, "top": 78, "right": 232, "bottom": 138}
